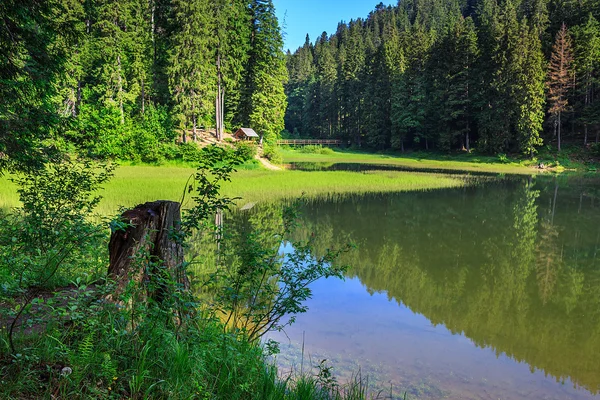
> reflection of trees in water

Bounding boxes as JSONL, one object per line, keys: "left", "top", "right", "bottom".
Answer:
{"left": 285, "top": 176, "right": 600, "bottom": 394}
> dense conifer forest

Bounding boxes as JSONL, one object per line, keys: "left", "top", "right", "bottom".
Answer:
{"left": 1, "top": 0, "right": 287, "bottom": 168}
{"left": 285, "top": 0, "right": 600, "bottom": 155}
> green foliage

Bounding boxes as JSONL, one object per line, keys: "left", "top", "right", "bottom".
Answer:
{"left": 299, "top": 145, "right": 335, "bottom": 155}
{"left": 0, "top": 148, "right": 367, "bottom": 399}
{"left": 0, "top": 0, "right": 77, "bottom": 172}
{"left": 234, "top": 141, "right": 258, "bottom": 162}
{"left": 241, "top": 0, "right": 288, "bottom": 142}
{"left": 263, "top": 144, "right": 284, "bottom": 164}
{"left": 283, "top": 0, "right": 600, "bottom": 156}
{"left": 0, "top": 159, "right": 113, "bottom": 354}
{"left": 203, "top": 203, "right": 351, "bottom": 341}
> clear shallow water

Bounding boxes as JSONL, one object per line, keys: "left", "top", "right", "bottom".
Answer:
{"left": 229, "top": 172, "right": 600, "bottom": 399}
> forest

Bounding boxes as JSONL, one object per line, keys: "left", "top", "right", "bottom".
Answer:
{"left": 285, "top": 0, "right": 600, "bottom": 155}
{"left": 1, "top": 0, "right": 287, "bottom": 168}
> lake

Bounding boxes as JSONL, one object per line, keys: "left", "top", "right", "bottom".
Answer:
{"left": 222, "top": 170, "right": 600, "bottom": 399}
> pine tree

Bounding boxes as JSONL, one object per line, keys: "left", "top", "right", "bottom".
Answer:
{"left": 572, "top": 14, "right": 600, "bottom": 144}
{"left": 0, "top": 0, "right": 78, "bottom": 171}
{"left": 547, "top": 23, "right": 574, "bottom": 151}
{"left": 168, "top": 0, "right": 216, "bottom": 142}
{"left": 127, "top": 0, "right": 154, "bottom": 116}
{"left": 94, "top": 0, "right": 131, "bottom": 125}
{"left": 243, "top": 0, "right": 288, "bottom": 143}
{"left": 428, "top": 16, "right": 478, "bottom": 151}
{"left": 314, "top": 32, "right": 338, "bottom": 138}
{"left": 214, "top": 0, "right": 251, "bottom": 139}
{"left": 514, "top": 20, "right": 546, "bottom": 156}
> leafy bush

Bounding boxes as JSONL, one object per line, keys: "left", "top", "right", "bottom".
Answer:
{"left": 234, "top": 140, "right": 257, "bottom": 162}
{"left": 591, "top": 142, "right": 600, "bottom": 157}
{"left": 263, "top": 144, "right": 283, "bottom": 164}
{"left": 496, "top": 153, "right": 509, "bottom": 163}
{"left": 0, "top": 146, "right": 364, "bottom": 399}
{"left": 0, "top": 159, "right": 113, "bottom": 353}
{"left": 299, "top": 145, "right": 334, "bottom": 155}
{"left": 178, "top": 142, "right": 203, "bottom": 162}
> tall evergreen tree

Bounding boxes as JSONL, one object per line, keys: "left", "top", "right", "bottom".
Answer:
{"left": 547, "top": 23, "right": 575, "bottom": 151}
{"left": 0, "top": 0, "right": 78, "bottom": 171}
{"left": 242, "top": 0, "right": 288, "bottom": 143}
{"left": 514, "top": 20, "right": 546, "bottom": 156}
{"left": 168, "top": 0, "right": 216, "bottom": 142}
{"left": 214, "top": 0, "right": 251, "bottom": 140}
{"left": 572, "top": 14, "right": 600, "bottom": 144}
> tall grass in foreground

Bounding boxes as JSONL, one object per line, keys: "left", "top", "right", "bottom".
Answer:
{"left": 1, "top": 166, "right": 465, "bottom": 216}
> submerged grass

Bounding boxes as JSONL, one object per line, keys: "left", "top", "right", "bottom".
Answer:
{"left": 1, "top": 165, "right": 465, "bottom": 216}
{"left": 280, "top": 148, "right": 541, "bottom": 174}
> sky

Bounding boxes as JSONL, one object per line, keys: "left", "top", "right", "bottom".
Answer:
{"left": 273, "top": 0, "right": 396, "bottom": 52}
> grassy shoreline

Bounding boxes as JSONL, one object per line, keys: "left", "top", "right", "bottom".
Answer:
{"left": 280, "top": 148, "right": 546, "bottom": 174}
{"left": 1, "top": 164, "right": 467, "bottom": 216}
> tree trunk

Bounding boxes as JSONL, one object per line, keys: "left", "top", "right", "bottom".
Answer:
{"left": 192, "top": 114, "right": 198, "bottom": 141}
{"left": 141, "top": 78, "right": 145, "bottom": 116}
{"left": 466, "top": 120, "right": 471, "bottom": 152}
{"left": 584, "top": 123, "right": 588, "bottom": 146}
{"left": 117, "top": 55, "right": 125, "bottom": 125}
{"left": 107, "top": 201, "right": 188, "bottom": 304}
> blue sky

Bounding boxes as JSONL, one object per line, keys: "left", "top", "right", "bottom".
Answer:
{"left": 273, "top": 0, "right": 396, "bottom": 52}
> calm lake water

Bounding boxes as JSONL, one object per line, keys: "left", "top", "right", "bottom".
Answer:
{"left": 230, "top": 171, "right": 600, "bottom": 399}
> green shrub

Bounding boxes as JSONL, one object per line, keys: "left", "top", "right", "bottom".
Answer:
{"left": 497, "top": 153, "right": 509, "bottom": 163}
{"left": 299, "top": 145, "right": 335, "bottom": 155}
{"left": 178, "top": 142, "right": 202, "bottom": 162}
{"left": 234, "top": 141, "right": 257, "bottom": 162}
{"left": 263, "top": 144, "right": 283, "bottom": 164}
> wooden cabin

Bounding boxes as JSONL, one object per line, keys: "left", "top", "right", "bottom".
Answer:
{"left": 234, "top": 127, "right": 259, "bottom": 141}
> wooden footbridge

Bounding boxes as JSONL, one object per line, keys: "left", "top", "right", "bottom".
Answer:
{"left": 277, "top": 139, "right": 343, "bottom": 146}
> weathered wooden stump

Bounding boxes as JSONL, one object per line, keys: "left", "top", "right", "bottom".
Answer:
{"left": 107, "top": 200, "right": 188, "bottom": 303}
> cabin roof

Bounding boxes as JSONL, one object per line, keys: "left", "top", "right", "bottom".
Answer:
{"left": 236, "top": 127, "right": 259, "bottom": 138}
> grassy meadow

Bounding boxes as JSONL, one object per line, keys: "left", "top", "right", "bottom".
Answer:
{"left": 1, "top": 163, "right": 466, "bottom": 217}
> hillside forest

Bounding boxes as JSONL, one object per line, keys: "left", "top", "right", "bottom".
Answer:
{"left": 5, "top": 0, "right": 600, "bottom": 172}
{"left": 285, "top": 0, "right": 600, "bottom": 155}
{"left": 1, "top": 0, "right": 287, "bottom": 168}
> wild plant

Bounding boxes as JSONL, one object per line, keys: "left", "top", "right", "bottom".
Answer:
{"left": 0, "top": 158, "right": 113, "bottom": 354}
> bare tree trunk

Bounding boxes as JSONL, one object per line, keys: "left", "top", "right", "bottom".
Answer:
{"left": 466, "top": 120, "right": 471, "bottom": 152}
{"left": 108, "top": 201, "right": 188, "bottom": 304}
{"left": 141, "top": 78, "right": 145, "bottom": 116}
{"left": 584, "top": 123, "right": 588, "bottom": 146}
{"left": 216, "top": 53, "right": 223, "bottom": 141}
{"left": 117, "top": 55, "right": 125, "bottom": 125}
{"left": 76, "top": 80, "right": 81, "bottom": 117}
{"left": 192, "top": 114, "right": 198, "bottom": 141}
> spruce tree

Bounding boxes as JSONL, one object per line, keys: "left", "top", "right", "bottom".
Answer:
{"left": 572, "top": 14, "right": 600, "bottom": 144}
{"left": 514, "top": 20, "right": 546, "bottom": 156}
{"left": 214, "top": 0, "right": 251, "bottom": 139}
{"left": 243, "top": 0, "right": 288, "bottom": 143}
{"left": 547, "top": 23, "right": 574, "bottom": 151}
{"left": 168, "top": 0, "right": 216, "bottom": 142}
{"left": 0, "top": 0, "right": 78, "bottom": 171}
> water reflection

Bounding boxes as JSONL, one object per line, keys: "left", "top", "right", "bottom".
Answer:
{"left": 197, "top": 174, "right": 600, "bottom": 399}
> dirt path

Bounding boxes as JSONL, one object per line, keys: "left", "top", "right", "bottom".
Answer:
{"left": 254, "top": 154, "right": 282, "bottom": 171}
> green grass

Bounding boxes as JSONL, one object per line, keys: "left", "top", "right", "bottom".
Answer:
{"left": 280, "top": 148, "right": 542, "bottom": 174}
{"left": 2, "top": 165, "right": 466, "bottom": 217}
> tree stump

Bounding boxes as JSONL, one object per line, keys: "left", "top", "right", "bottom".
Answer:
{"left": 107, "top": 201, "right": 188, "bottom": 303}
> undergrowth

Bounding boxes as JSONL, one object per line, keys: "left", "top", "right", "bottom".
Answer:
{"left": 0, "top": 148, "right": 392, "bottom": 399}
